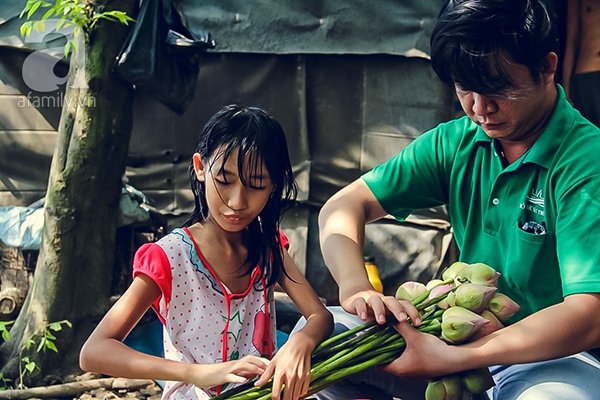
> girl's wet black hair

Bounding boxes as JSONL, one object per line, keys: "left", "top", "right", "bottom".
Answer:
{"left": 183, "top": 105, "right": 298, "bottom": 288}
{"left": 430, "top": 0, "right": 558, "bottom": 95}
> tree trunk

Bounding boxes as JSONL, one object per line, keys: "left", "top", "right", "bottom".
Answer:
{"left": 0, "top": 0, "right": 136, "bottom": 384}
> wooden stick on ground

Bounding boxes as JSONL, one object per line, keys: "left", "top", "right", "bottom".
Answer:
{"left": 0, "top": 377, "right": 156, "bottom": 399}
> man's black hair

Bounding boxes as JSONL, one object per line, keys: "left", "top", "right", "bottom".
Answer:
{"left": 430, "top": 0, "right": 559, "bottom": 95}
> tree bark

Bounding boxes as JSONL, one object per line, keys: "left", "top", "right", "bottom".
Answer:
{"left": 0, "top": 0, "right": 136, "bottom": 384}
{"left": 0, "top": 377, "right": 156, "bottom": 399}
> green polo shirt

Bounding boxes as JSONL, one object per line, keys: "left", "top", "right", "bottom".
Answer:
{"left": 363, "top": 85, "right": 600, "bottom": 322}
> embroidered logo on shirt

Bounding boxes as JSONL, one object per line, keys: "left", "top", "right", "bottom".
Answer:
{"left": 520, "top": 188, "right": 545, "bottom": 216}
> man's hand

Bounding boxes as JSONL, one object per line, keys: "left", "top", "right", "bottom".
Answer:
{"left": 377, "top": 321, "right": 463, "bottom": 380}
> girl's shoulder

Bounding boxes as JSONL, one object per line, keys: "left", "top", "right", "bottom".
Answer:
{"left": 133, "top": 228, "right": 198, "bottom": 272}
{"left": 153, "top": 228, "right": 196, "bottom": 252}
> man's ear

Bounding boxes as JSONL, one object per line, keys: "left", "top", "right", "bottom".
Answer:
{"left": 192, "top": 153, "right": 205, "bottom": 182}
{"left": 540, "top": 52, "right": 558, "bottom": 84}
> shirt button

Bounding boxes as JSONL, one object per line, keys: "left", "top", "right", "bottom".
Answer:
{"left": 492, "top": 198, "right": 500, "bottom": 205}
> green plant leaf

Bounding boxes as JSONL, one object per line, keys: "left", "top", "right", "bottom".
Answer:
{"left": 64, "top": 40, "right": 77, "bottom": 57}
{"left": 36, "top": 337, "right": 46, "bottom": 352}
{"left": 48, "top": 322, "right": 64, "bottom": 331}
{"left": 25, "top": 361, "right": 37, "bottom": 374}
{"left": 41, "top": 7, "right": 56, "bottom": 21}
{"left": 45, "top": 341, "right": 58, "bottom": 353}
{"left": 26, "top": 1, "right": 42, "bottom": 19}
{"left": 19, "top": 21, "right": 35, "bottom": 38}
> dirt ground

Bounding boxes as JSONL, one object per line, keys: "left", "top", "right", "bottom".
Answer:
{"left": 0, "top": 373, "right": 163, "bottom": 400}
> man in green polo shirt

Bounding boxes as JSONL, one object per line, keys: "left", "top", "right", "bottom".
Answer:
{"left": 314, "top": 0, "right": 600, "bottom": 399}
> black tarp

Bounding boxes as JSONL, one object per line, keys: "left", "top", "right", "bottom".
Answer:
{"left": 0, "top": 0, "right": 456, "bottom": 303}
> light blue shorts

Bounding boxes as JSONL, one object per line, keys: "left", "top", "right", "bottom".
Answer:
{"left": 294, "top": 306, "right": 600, "bottom": 400}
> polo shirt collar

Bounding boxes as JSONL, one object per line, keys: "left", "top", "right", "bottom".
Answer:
{"left": 522, "top": 84, "right": 570, "bottom": 168}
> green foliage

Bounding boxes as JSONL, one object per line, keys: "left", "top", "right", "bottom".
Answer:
{"left": 0, "top": 373, "right": 12, "bottom": 391}
{"left": 19, "top": 0, "right": 134, "bottom": 56}
{"left": 0, "top": 321, "right": 14, "bottom": 342}
{"left": 0, "top": 319, "right": 72, "bottom": 390}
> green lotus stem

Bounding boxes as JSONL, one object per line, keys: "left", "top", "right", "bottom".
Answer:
{"left": 215, "top": 386, "right": 268, "bottom": 400}
{"left": 417, "top": 287, "right": 458, "bottom": 311}
{"left": 306, "top": 348, "right": 400, "bottom": 396}
{"left": 211, "top": 380, "right": 261, "bottom": 400}
{"left": 214, "top": 280, "right": 461, "bottom": 400}
{"left": 313, "top": 319, "right": 379, "bottom": 352}
{"left": 310, "top": 329, "right": 393, "bottom": 379}
{"left": 311, "top": 322, "right": 387, "bottom": 362}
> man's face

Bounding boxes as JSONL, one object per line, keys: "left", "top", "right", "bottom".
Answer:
{"left": 455, "top": 55, "right": 556, "bottom": 143}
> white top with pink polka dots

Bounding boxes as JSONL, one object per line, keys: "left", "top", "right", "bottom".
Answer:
{"left": 133, "top": 227, "right": 281, "bottom": 399}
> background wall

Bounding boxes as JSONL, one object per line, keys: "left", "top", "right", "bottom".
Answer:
{"left": 0, "top": 0, "right": 456, "bottom": 304}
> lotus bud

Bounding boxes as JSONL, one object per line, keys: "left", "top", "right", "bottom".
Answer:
{"left": 470, "top": 310, "right": 505, "bottom": 341}
{"left": 428, "top": 284, "right": 454, "bottom": 309}
{"left": 465, "top": 262, "right": 501, "bottom": 287}
{"left": 446, "top": 291, "right": 457, "bottom": 307}
{"left": 425, "top": 375, "right": 464, "bottom": 400}
{"left": 395, "top": 281, "right": 427, "bottom": 302}
{"left": 453, "top": 283, "right": 497, "bottom": 314}
{"left": 461, "top": 368, "right": 495, "bottom": 394}
{"left": 441, "top": 307, "right": 489, "bottom": 344}
{"left": 487, "top": 293, "right": 521, "bottom": 322}
{"left": 425, "top": 380, "right": 446, "bottom": 400}
{"left": 426, "top": 279, "right": 444, "bottom": 290}
{"left": 441, "top": 262, "right": 469, "bottom": 282}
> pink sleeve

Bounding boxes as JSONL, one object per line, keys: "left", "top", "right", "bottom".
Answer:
{"left": 132, "top": 243, "right": 172, "bottom": 324}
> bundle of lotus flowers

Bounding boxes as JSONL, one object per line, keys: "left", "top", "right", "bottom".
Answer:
{"left": 211, "top": 262, "right": 520, "bottom": 400}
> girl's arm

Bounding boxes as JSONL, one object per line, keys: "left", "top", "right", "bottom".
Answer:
{"left": 80, "top": 274, "right": 268, "bottom": 388}
{"left": 254, "top": 249, "right": 334, "bottom": 400}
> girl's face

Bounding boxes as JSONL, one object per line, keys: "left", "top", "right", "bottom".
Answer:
{"left": 193, "top": 147, "right": 274, "bottom": 232}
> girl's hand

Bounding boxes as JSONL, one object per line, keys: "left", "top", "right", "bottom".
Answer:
{"left": 341, "top": 290, "right": 422, "bottom": 327}
{"left": 189, "top": 355, "right": 270, "bottom": 388}
{"left": 254, "top": 334, "right": 312, "bottom": 400}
